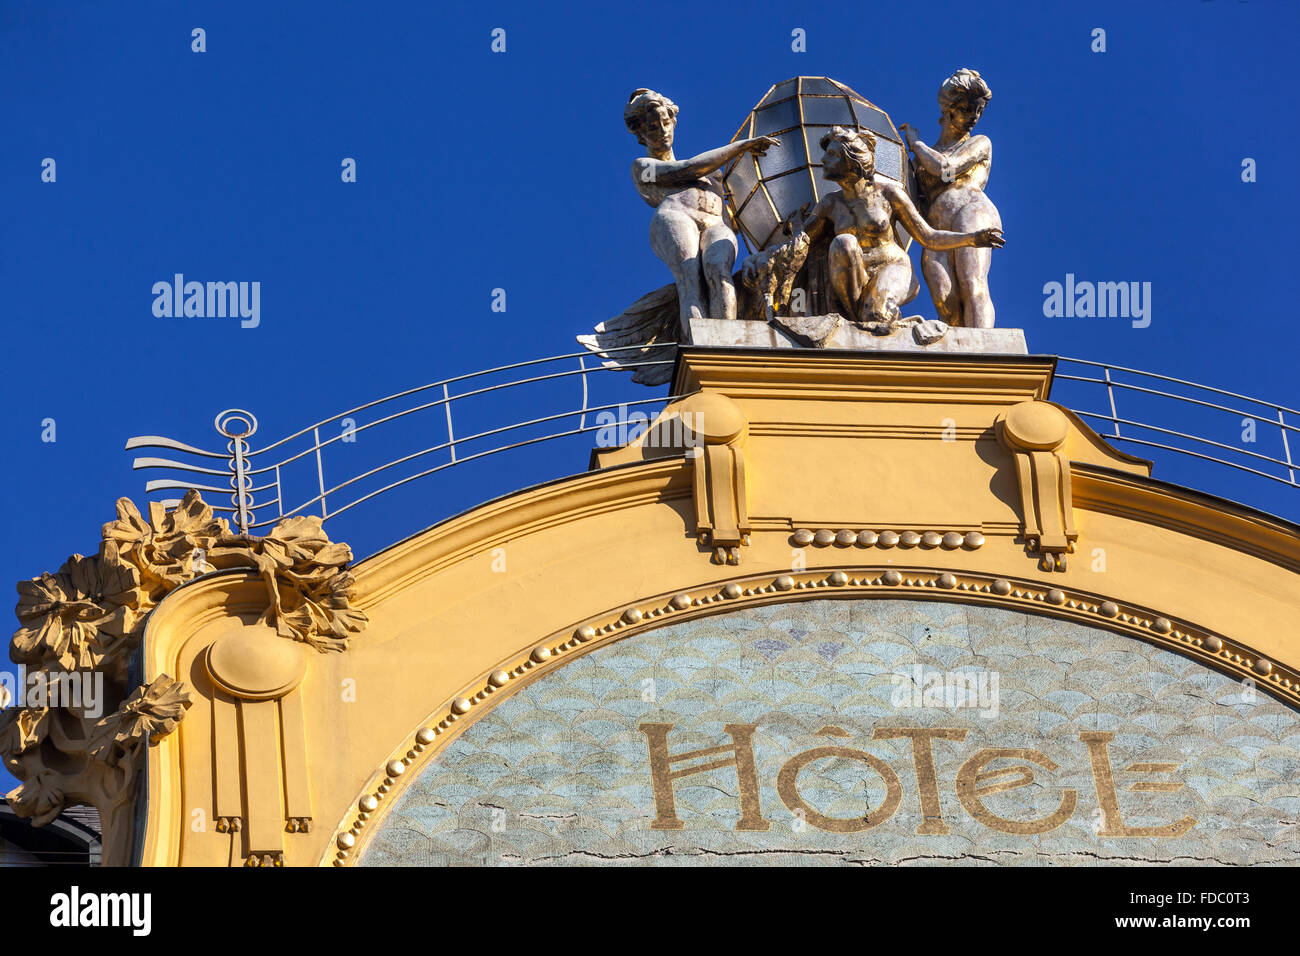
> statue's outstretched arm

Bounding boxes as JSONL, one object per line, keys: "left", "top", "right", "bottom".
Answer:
{"left": 883, "top": 181, "right": 1003, "bottom": 251}
{"left": 634, "top": 137, "right": 779, "bottom": 188}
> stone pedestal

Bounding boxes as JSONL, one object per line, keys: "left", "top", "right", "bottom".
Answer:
{"left": 688, "top": 316, "right": 1029, "bottom": 355}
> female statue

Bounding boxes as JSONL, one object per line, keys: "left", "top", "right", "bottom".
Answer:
{"left": 757, "top": 126, "right": 1003, "bottom": 331}
{"left": 624, "top": 89, "right": 779, "bottom": 329}
{"left": 899, "top": 68, "right": 1003, "bottom": 328}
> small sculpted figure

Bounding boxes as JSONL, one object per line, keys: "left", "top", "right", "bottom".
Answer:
{"left": 624, "top": 89, "right": 779, "bottom": 330}
{"left": 743, "top": 231, "right": 811, "bottom": 320}
{"left": 899, "top": 68, "right": 1003, "bottom": 328}
{"left": 750, "top": 126, "right": 1003, "bottom": 332}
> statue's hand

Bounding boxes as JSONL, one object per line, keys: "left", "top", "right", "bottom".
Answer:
{"left": 971, "top": 227, "right": 1005, "bottom": 249}
{"left": 780, "top": 202, "right": 812, "bottom": 237}
{"left": 898, "top": 123, "right": 918, "bottom": 146}
{"left": 744, "top": 136, "right": 780, "bottom": 156}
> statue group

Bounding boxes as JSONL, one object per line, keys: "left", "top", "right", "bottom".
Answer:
{"left": 585, "top": 70, "right": 1005, "bottom": 371}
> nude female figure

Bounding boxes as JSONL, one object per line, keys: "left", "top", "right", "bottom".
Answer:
{"left": 624, "top": 89, "right": 778, "bottom": 329}
{"left": 899, "top": 69, "right": 1003, "bottom": 328}
{"left": 770, "top": 125, "right": 1003, "bottom": 329}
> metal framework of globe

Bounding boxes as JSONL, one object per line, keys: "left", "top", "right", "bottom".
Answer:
{"left": 724, "top": 76, "right": 918, "bottom": 252}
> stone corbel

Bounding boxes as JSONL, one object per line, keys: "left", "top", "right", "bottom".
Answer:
{"left": 205, "top": 622, "right": 313, "bottom": 866}
{"left": 683, "top": 393, "right": 751, "bottom": 565}
{"left": 996, "top": 401, "right": 1078, "bottom": 572}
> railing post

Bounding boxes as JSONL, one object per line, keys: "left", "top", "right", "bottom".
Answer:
{"left": 443, "top": 383, "right": 457, "bottom": 463}
{"left": 578, "top": 355, "right": 589, "bottom": 432}
{"left": 233, "top": 435, "right": 252, "bottom": 533}
{"left": 313, "top": 427, "right": 328, "bottom": 519}
{"left": 1279, "top": 408, "right": 1295, "bottom": 485}
{"left": 215, "top": 410, "right": 259, "bottom": 534}
{"left": 1104, "top": 367, "right": 1121, "bottom": 438}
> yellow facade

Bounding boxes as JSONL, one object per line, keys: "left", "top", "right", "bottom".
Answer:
{"left": 106, "top": 348, "right": 1300, "bottom": 865}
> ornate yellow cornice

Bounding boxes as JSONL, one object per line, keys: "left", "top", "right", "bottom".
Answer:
{"left": 1071, "top": 463, "right": 1300, "bottom": 573}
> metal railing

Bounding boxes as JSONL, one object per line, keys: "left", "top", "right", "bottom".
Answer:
{"left": 125, "top": 347, "right": 1298, "bottom": 538}
{"left": 126, "top": 344, "right": 681, "bottom": 533}
{"left": 1053, "top": 357, "right": 1299, "bottom": 489}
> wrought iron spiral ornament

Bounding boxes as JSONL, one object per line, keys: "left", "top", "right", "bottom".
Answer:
{"left": 215, "top": 410, "right": 259, "bottom": 533}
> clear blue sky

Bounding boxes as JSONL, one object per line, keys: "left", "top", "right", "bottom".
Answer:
{"left": 1, "top": 0, "right": 1296, "bottom": 768}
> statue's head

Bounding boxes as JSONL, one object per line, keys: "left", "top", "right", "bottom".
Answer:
{"left": 938, "top": 69, "right": 991, "bottom": 134}
{"left": 625, "top": 89, "right": 679, "bottom": 154}
{"left": 819, "top": 126, "right": 876, "bottom": 184}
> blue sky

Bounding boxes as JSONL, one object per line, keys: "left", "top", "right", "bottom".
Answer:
{"left": 1, "top": 0, "right": 1297, "bottom": 771}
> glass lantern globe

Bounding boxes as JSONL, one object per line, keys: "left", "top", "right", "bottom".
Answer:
{"left": 724, "top": 76, "right": 918, "bottom": 252}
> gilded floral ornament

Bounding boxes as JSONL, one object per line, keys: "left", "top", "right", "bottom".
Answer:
{"left": 0, "top": 704, "right": 49, "bottom": 770}
{"left": 12, "top": 554, "right": 143, "bottom": 676}
{"left": 4, "top": 490, "right": 367, "bottom": 862}
{"left": 0, "top": 707, "right": 62, "bottom": 826}
{"left": 269, "top": 564, "right": 367, "bottom": 651}
{"left": 209, "top": 513, "right": 367, "bottom": 651}
{"left": 7, "top": 768, "right": 65, "bottom": 828}
{"left": 13, "top": 488, "right": 370, "bottom": 663}
{"left": 87, "top": 675, "right": 192, "bottom": 767}
{"left": 101, "top": 490, "right": 229, "bottom": 593}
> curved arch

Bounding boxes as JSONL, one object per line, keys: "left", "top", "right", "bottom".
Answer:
{"left": 324, "top": 565, "right": 1298, "bottom": 865}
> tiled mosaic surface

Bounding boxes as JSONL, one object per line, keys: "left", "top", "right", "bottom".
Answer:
{"left": 361, "top": 600, "right": 1300, "bottom": 865}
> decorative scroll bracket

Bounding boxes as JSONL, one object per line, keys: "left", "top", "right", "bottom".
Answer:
{"left": 996, "top": 401, "right": 1078, "bottom": 572}
{"left": 684, "top": 393, "right": 751, "bottom": 565}
{"left": 206, "top": 623, "right": 313, "bottom": 867}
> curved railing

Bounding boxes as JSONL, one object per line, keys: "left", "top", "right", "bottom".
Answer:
{"left": 126, "top": 344, "right": 682, "bottom": 532}
{"left": 126, "top": 347, "right": 1298, "bottom": 540}
{"left": 1052, "top": 357, "right": 1298, "bottom": 489}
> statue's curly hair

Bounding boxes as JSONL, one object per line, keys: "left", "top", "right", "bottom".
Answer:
{"left": 819, "top": 125, "right": 876, "bottom": 181}
{"left": 938, "top": 68, "right": 992, "bottom": 120}
{"left": 624, "top": 89, "right": 678, "bottom": 146}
